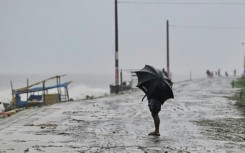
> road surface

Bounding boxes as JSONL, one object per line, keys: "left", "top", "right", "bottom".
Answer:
{"left": 0, "top": 77, "right": 244, "bottom": 153}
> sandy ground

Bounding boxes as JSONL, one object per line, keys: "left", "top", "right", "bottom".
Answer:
{"left": 0, "top": 77, "right": 244, "bottom": 153}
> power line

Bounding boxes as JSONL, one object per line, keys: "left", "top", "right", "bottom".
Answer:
{"left": 118, "top": 1, "right": 245, "bottom": 6}
{"left": 170, "top": 25, "right": 245, "bottom": 30}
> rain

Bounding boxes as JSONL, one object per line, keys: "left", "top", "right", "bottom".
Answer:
{"left": 0, "top": 0, "right": 245, "bottom": 153}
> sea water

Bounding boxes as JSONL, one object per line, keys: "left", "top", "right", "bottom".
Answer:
{"left": 0, "top": 73, "right": 205, "bottom": 103}
{"left": 0, "top": 74, "right": 112, "bottom": 103}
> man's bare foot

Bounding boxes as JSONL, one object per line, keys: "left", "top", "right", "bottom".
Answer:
{"left": 148, "top": 131, "right": 160, "bottom": 136}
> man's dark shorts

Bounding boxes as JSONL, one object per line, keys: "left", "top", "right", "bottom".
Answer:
{"left": 148, "top": 99, "right": 161, "bottom": 117}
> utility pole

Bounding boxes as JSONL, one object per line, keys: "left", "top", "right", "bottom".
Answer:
{"left": 166, "top": 20, "right": 170, "bottom": 79}
{"left": 115, "top": 0, "right": 119, "bottom": 93}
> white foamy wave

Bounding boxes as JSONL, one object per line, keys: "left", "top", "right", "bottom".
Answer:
{"left": 69, "top": 84, "right": 110, "bottom": 100}
{"left": 0, "top": 89, "right": 12, "bottom": 103}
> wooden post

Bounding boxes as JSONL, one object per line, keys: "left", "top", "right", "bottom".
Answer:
{"left": 10, "top": 81, "right": 14, "bottom": 98}
{"left": 42, "top": 81, "right": 45, "bottom": 104}
{"left": 10, "top": 81, "right": 15, "bottom": 108}
{"left": 120, "top": 69, "right": 123, "bottom": 85}
{"left": 65, "top": 86, "right": 69, "bottom": 101}
{"left": 27, "top": 78, "right": 29, "bottom": 101}
{"left": 190, "top": 71, "right": 192, "bottom": 80}
{"left": 56, "top": 76, "right": 61, "bottom": 102}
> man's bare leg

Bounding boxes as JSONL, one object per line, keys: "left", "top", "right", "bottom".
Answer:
{"left": 148, "top": 114, "right": 160, "bottom": 136}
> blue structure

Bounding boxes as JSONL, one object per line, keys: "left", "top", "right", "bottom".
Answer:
{"left": 12, "top": 75, "right": 71, "bottom": 108}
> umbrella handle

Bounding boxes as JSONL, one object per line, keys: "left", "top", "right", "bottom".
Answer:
{"left": 142, "top": 94, "right": 147, "bottom": 102}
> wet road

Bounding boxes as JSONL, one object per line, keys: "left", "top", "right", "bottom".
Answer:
{"left": 0, "top": 77, "right": 244, "bottom": 153}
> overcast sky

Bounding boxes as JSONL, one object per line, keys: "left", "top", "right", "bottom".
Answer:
{"left": 1, "top": 0, "right": 245, "bottom": 83}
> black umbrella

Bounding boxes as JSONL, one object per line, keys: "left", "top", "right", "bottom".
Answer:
{"left": 135, "top": 65, "right": 174, "bottom": 104}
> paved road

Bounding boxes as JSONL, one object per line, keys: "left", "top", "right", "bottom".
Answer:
{"left": 0, "top": 77, "right": 244, "bottom": 153}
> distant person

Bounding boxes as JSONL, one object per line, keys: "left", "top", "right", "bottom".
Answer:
{"left": 0, "top": 102, "right": 5, "bottom": 113}
{"left": 234, "top": 69, "right": 236, "bottom": 76}
{"left": 206, "top": 70, "right": 211, "bottom": 77}
{"left": 225, "top": 72, "right": 228, "bottom": 77}
{"left": 218, "top": 69, "right": 221, "bottom": 77}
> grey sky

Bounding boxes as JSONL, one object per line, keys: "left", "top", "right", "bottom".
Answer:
{"left": 1, "top": 0, "right": 245, "bottom": 83}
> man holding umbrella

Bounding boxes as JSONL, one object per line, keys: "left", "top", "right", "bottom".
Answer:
{"left": 135, "top": 65, "right": 174, "bottom": 136}
{"left": 147, "top": 89, "right": 163, "bottom": 136}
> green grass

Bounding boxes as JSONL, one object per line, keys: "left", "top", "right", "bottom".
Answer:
{"left": 233, "top": 77, "right": 245, "bottom": 105}
{"left": 233, "top": 77, "right": 245, "bottom": 89}
{"left": 232, "top": 77, "right": 245, "bottom": 116}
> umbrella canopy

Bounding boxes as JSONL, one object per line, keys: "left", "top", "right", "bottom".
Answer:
{"left": 135, "top": 65, "right": 174, "bottom": 104}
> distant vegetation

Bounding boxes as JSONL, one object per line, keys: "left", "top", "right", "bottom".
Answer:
{"left": 232, "top": 77, "right": 245, "bottom": 116}
{"left": 233, "top": 77, "right": 245, "bottom": 105}
{"left": 233, "top": 77, "right": 245, "bottom": 89}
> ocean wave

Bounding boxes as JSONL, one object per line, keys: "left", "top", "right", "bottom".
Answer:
{"left": 69, "top": 84, "right": 109, "bottom": 100}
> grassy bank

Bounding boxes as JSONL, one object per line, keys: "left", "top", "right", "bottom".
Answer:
{"left": 233, "top": 77, "right": 245, "bottom": 115}
{"left": 233, "top": 77, "right": 245, "bottom": 101}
